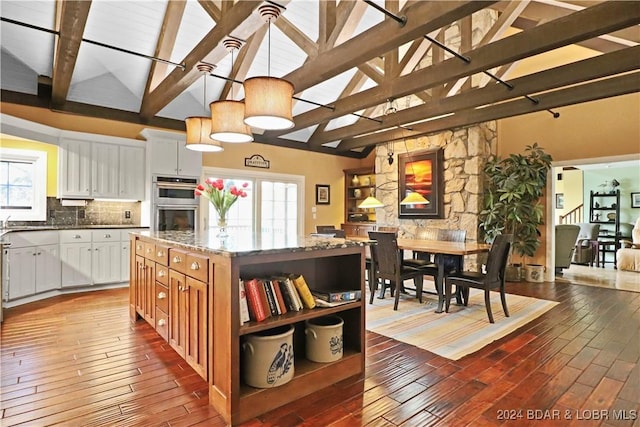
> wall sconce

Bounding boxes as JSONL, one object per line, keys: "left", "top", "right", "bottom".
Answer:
{"left": 209, "top": 39, "right": 253, "bottom": 143}
{"left": 185, "top": 63, "right": 224, "bottom": 152}
{"left": 243, "top": 5, "right": 294, "bottom": 131}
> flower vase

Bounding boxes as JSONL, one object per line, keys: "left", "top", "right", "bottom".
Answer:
{"left": 217, "top": 215, "right": 228, "bottom": 239}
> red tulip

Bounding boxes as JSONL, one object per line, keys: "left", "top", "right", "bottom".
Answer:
{"left": 242, "top": 182, "right": 249, "bottom": 188}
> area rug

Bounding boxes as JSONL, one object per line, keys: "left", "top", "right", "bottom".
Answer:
{"left": 366, "top": 289, "right": 558, "bottom": 360}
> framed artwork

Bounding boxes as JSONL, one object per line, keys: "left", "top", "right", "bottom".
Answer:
{"left": 398, "top": 148, "right": 444, "bottom": 218}
{"left": 316, "top": 184, "right": 330, "bottom": 205}
{"left": 631, "top": 192, "right": 640, "bottom": 208}
{"left": 556, "top": 193, "right": 564, "bottom": 209}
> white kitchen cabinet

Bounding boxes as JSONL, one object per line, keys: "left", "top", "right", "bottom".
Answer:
{"left": 149, "top": 139, "right": 201, "bottom": 177}
{"left": 59, "top": 139, "right": 92, "bottom": 198}
{"left": 92, "top": 242, "right": 121, "bottom": 284}
{"left": 60, "top": 230, "right": 93, "bottom": 288}
{"left": 58, "top": 139, "right": 146, "bottom": 200}
{"left": 91, "top": 229, "right": 121, "bottom": 284}
{"left": 5, "top": 231, "right": 61, "bottom": 300}
{"left": 91, "top": 143, "right": 119, "bottom": 198}
{"left": 120, "top": 241, "right": 131, "bottom": 282}
{"left": 119, "top": 146, "right": 145, "bottom": 200}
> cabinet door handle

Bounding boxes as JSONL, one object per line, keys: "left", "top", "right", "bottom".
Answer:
{"left": 157, "top": 251, "right": 164, "bottom": 257}
{"left": 190, "top": 262, "right": 200, "bottom": 271}
{"left": 158, "top": 270, "right": 166, "bottom": 277}
{"left": 137, "top": 244, "right": 143, "bottom": 251}
{"left": 87, "top": 248, "right": 92, "bottom": 252}
{"left": 104, "top": 234, "right": 111, "bottom": 238}
{"left": 172, "top": 256, "right": 182, "bottom": 263}
{"left": 32, "top": 252, "right": 37, "bottom": 256}
{"left": 157, "top": 291, "right": 166, "bottom": 299}
{"left": 74, "top": 234, "right": 81, "bottom": 239}
{"left": 178, "top": 286, "right": 183, "bottom": 291}
{"left": 182, "top": 286, "right": 188, "bottom": 293}
{"left": 157, "top": 319, "right": 166, "bottom": 326}
{"left": 146, "top": 248, "right": 152, "bottom": 254}
{"left": 37, "top": 252, "right": 42, "bottom": 255}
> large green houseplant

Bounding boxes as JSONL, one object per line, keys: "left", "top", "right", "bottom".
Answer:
{"left": 479, "top": 143, "right": 553, "bottom": 280}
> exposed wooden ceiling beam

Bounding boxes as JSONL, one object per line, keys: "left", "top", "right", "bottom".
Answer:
{"left": 144, "top": 1, "right": 186, "bottom": 98}
{"left": 333, "top": 45, "right": 640, "bottom": 148}
{"left": 51, "top": 1, "right": 91, "bottom": 109}
{"left": 272, "top": 0, "right": 640, "bottom": 139}
{"left": 338, "top": 72, "right": 640, "bottom": 151}
{"left": 140, "top": 1, "right": 267, "bottom": 119}
{"left": 283, "top": 1, "right": 496, "bottom": 96}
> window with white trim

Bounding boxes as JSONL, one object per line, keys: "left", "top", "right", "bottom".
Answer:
{"left": 0, "top": 148, "right": 47, "bottom": 221}
{"left": 201, "top": 167, "right": 304, "bottom": 244}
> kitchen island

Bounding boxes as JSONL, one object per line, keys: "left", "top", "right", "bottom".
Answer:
{"left": 129, "top": 230, "right": 368, "bottom": 425}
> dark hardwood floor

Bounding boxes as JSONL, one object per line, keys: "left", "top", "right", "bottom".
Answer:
{"left": 1, "top": 279, "right": 638, "bottom": 426}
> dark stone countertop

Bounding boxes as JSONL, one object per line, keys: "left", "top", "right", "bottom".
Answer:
{"left": 0, "top": 225, "right": 147, "bottom": 238}
{"left": 133, "top": 230, "right": 369, "bottom": 258}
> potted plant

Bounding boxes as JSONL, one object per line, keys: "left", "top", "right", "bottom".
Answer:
{"left": 479, "top": 143, "right": 553, "bottom": 281}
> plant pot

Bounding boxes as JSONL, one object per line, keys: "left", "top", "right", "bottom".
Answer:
{"left": 505, "top": 264, "right": 522, "bottom": 282}
{"left": 525, "top": 264, "right": 545, "bottom": 283}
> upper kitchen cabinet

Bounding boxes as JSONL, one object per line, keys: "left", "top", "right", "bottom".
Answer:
{"left": 148, "top": 139, "right": 201, "bottom": 178}
{"left": 119, "top": 146, "right": 145, "bottom": 200}
{"left": 58, "top": 139, "right": 92, "bottom": 198}
{"left": 58, "top": 139, "right": 145, "bottom": 200}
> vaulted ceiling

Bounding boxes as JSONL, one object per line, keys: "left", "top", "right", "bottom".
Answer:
{"left": 1, "top": 1, "right": 639, "bottom": 158}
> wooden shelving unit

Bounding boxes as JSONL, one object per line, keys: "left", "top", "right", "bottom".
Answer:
{"left": 342, "top": 167, "right": 377, "bottom": 237}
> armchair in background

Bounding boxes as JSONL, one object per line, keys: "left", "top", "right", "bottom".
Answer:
{"left": 572, "top": 223, "right": 600, "bottom": 266}
{"left": 617, "top": 218, "right": 640, "bottom": 272}
{"left": 555, "top": 224, "right": 580, "bottom": 274}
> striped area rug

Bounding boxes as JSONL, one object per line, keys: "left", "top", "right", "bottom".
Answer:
{"left": 366, "top": 289, "right": 558, "bottom": 360}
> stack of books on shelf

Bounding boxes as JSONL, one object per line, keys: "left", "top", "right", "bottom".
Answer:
{"left": 239, "top": 274, "right": 314, "bottom": 324}
{"left": 239, "top": 274, "right": 361, "bottom": 324}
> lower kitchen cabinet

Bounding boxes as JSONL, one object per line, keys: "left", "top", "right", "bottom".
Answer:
{"left": 60, "top": 230, "right": 93, "bottom": 288}
{"left": 4, "top": 231, "right": 61, "bottom": 300}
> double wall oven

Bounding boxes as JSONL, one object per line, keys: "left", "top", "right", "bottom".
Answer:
{"left": 152, "top": 176, "right": 199, "bottom": 231}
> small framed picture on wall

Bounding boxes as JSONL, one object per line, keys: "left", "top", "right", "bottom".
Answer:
{"left": 316, "top": 184, "right": 330, "bottom": 205}
{"left": 556, "top": 193, "right": 564, "bottom": 209}
{"left": 631, "top": 192, "right": 640, "bottom": 208}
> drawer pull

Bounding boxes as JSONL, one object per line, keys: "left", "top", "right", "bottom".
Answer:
{"left": 104, "top": 233, "right": 111, "bottom": 238}
{"left": 157, "top": 319, "right": 166, "bottom": 327}
{"left": 157, "top": 291, "right": 166, "bottom": 299}
{"left": 178, "top": 286, "right": 183, "bottom": 291}
{"left": 158, "top": 270, "right": 166, "bottom": 277}
{"left": 157, "top": 250, "right": 164, "bottom": 257}
{"left": 146, "top": 248, "right": 152, "bottom": 254}
{"left": 190, "top": 262, "right": 200, "bottom": 270}
{"left": 137, "top": 244, "right": 143, "bottom": 251}
{"left": 74, "top": 234, "right": 81, "bottom": 239}
{"left": 172, "top": 256, "right": 182, "bottom": 263}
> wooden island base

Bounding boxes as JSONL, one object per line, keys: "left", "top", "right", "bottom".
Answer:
{"left": 130, "top": 231, "right": 367, "bottom": 425}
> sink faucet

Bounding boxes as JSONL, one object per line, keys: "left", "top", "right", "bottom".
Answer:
{"left": 1, "top": 215, "right": 10, "bottom": 229}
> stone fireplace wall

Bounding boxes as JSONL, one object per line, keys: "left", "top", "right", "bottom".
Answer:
{"left": 374, "top": 122, "right": 496, "bottom": 244}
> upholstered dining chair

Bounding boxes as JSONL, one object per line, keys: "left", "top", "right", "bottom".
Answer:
{"left": 444, "top": 234, "right": 512, "bottom": 323}
{"left": 368, "top": 231, "right": 426, "bottom": 310}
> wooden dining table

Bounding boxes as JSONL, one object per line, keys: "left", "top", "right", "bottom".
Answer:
{"left": 396, "top": 239, "right": 491, "bottom": 313}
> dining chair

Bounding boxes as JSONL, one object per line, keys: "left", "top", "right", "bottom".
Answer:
{"left": 444, "top": 234, "right": 512, "bottom": 323}
{"left": 368, "top": 231, "right": 426, "bottom": 310}
{"left": 403, "top": 227, "right": 439, "bottom": 267}
{"left": 404, "top": 228, "right": 467, "bottom": 303}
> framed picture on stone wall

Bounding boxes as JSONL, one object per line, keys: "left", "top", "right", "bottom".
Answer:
{"left": 398, "top": 148, "right": 444, "bottom": 219}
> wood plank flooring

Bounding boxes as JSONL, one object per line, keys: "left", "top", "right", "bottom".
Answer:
{"left": 1, "top": 275, "right": 638, "bottom": 426}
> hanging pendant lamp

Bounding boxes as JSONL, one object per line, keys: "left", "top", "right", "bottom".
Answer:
{"left": 400, "top": 191, "right": 429, "bottom": 205}
{"left": 209, "top": 39, "right": 253, "bottom": 143}
{"left": 243, "top": 5, "right": 295, "bottom": 130}
{"left": 186, "top": 63, "right": 224, "bottom": 152}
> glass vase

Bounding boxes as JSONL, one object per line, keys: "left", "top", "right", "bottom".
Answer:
{"left": 217, "top": 215, "right": 228, "bottom": 239}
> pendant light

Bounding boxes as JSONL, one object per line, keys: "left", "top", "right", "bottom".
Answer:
{"left": 358, "top": 195, "right": 384, "bottom": 209}
{"left": 243, "top": 4, "right": 294, "bottom": 130}
{"left": 185, "top": 63, "right": 224, "bottom": 152}
{"left": 209, "top": 39, "right": 253, "bottom": 143}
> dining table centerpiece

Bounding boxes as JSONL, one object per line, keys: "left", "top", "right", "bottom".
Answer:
{"left": 195, "top": 178, "right": 248, "bottom": 238}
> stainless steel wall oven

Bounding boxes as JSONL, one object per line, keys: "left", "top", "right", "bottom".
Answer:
{"left": 152, "top": 176, "right": 199, "bottom": 231}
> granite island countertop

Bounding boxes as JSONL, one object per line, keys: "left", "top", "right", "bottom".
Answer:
{"left": 133, "top": 230, "right": 370, "bottom": 257}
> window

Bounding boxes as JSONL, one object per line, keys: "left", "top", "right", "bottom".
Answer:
{"left": 202, "top": 167, "right": 304, "bottom": 244}
{"left": 0, "top": 148, "right": 47, "bottom": 221}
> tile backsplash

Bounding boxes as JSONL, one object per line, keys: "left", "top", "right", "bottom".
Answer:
{"left": 9, "top": 198, "right": 142, "bottom": 227}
